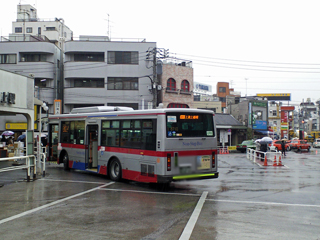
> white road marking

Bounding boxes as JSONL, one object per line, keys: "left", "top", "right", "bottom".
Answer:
{"left": 100, "top": 188, "right": 200, "bottom": 197}
{"left": 179, "top": 191, "right": 208, "bottom": 240}
{"left": 39, "top": 178, "right": 108, "bottom": 185}
{"left": 0, "top": 182, "right": 114, "bottom": 225}
{"left": 206, "top": 198, "right": 320, "bottom": 208}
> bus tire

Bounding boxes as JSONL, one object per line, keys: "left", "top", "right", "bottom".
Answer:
{"left": 109, "top": 158, "right": 122, "bottom": 182}
{"left": 63, "top": 153, "right": 70, "bottom": 171}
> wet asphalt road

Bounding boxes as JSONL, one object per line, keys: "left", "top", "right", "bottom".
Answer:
{"left": 0, "top": 149, "right": 319, "bottom": 240}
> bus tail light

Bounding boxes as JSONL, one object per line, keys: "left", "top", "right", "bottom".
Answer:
{"left": 212, "top": 152, "right": 216, "bottom": 168}
{"left": 167, "top": 153, "right": 171, "bottom": 171}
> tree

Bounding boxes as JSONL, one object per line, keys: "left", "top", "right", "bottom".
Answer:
{"left": 247, "top": 128, "right": 253, "bottom": 139}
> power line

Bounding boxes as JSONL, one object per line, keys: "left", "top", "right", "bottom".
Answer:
{"left": 174, "top": 53, "right": 320, "bottom": 66}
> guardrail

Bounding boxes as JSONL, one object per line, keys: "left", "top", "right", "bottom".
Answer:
{"left": 0, "top": 145, "right": 47, "bottom": 181}
{"left": 0, "top": 155, "right": 36, "bottom": 181}
{"left": 247, "top": 148, "right": 282, "bottom": 166}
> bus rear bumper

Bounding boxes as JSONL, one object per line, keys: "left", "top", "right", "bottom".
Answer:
{"left": 157, "top": 172, "right": 219, "bottom": 183}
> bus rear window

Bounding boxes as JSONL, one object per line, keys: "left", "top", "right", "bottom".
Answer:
{"left": 166, "top": 113, "right": 214, "bottom": 138}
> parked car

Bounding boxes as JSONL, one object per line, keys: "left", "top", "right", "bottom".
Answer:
{"left": 236, "top": 140, "right": 256, "bottom": 153}
{"left": 290, "top": 139, "right": 311, "bottom": 151}
{"left": 269, "top": 140, "right": 290, "bottom": 152}
{"left": 313, "top": 138, "right": 320, "bottom": 148}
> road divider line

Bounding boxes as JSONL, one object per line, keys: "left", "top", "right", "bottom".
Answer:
{"left": 0, "top": 182, "right": 114, "bottom": 225}
{"left": 39, "top": 178, "right": 109, "bottom": 185}
{"left": 179, "top": 191, "right": 208, "bottom": 240}
{"left": 206, "top": 198, "right": 320, "bottom": 208}
{"left": 100, "top": 188, "right": 200, "bottom": 197}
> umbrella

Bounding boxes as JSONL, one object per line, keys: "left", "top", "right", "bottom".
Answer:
{"left": 255, "top": 139, "right": 262, "bottom": 143}
{"left": 1, "top": 131, "right": 14, "bottom": 136}
{"left": 261, "top": 136, "right": 273, "bottom": 143}
{"left": 260, "top": 137, "right": 272, "bottom": 143}
{"left": 17, "top": 134, "right": 26, "bottom": 141}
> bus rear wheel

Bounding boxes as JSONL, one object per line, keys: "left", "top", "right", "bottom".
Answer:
{"left": 109, "top": 158, "right": 122, "bottom": 181}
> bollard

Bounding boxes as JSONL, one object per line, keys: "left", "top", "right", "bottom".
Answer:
{"left": 263, "top": 155, "right": 268, "bottom": 166}
{"left": 277, "top": 155, "right": 283, "bottom": 166}
{"left": 273, "top": 155, "right": 277, "bottom": 166}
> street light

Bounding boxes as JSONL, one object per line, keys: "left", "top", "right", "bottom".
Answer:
{"left": 37, "top": 102, "right": 48, "bottom": 173}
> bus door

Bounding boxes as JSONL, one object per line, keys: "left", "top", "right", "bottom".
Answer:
{"left": 86, "top": 125, "right": 98, "bottom": 169}
{"left": 48, "top": 124, "right": 59, "bottom": 162}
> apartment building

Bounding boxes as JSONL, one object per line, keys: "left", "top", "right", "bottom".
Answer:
{"left": 157, "top": 59, "right": 194, "bottom": 109}
{"left": 63, "top": 36, "right": 156, "bottom": 112}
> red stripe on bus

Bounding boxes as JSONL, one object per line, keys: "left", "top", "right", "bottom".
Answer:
{"left": 98, "top": 146, "right": 216, "bottom": 157}
{"left": 60, "top": 143, "right": 86, "bottom": 149}
{"left": 122, "top": 169, "right": 158, "bottom": 183}
{"left": 60, "top": 144, "right": 217, "bottom": 157}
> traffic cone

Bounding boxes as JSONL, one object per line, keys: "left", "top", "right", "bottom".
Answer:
{"left": 263, "top": 155, "right": 268, "bottom": 166}
{"left": 273, "top": 155, "right": 277, "bottom": 166}
{"left": 278, "top": 155, "right": 283, "bottom": 166}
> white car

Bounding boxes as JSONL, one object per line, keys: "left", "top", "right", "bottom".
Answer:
{"left": 313, "top": 139, "right": 320, "bottom": 148}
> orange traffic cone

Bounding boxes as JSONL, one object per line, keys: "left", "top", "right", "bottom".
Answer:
{"left": 263, "top": 155, "right": 268, "bottom": 166}
{"left": 278, "top": 155, "right": 283, "bottom": 166}
{"left": 273, "top": 155, "right": 277, "bottom": 166}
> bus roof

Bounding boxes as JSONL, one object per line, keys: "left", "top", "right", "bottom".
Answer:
{"left": 49, "top": 107, "right": 215, "bottom": 120}
{"left": 70, "top": 106, "right": 134, "bottom": 114}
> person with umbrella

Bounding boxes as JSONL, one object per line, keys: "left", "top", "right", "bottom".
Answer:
{"left": 7, "top": 137, "right": 13, "bottom": 145}
{"left": 1, "top": 135, "right": 6, "bottom": 143}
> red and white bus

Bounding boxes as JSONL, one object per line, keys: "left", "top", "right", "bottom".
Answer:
{"left": 48, "top": 106, "right": 219, "bottom": 184}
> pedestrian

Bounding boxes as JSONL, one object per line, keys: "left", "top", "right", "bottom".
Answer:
{"left": 1, "top": 135, "right": 6, "bottom": 143}
{"left": 7, "top": 137, "right": 13, "bottom": 145}
{"left": 281, "top": 140, "right": 286, "bottom": 156}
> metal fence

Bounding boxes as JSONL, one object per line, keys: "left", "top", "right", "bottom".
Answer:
{"left": 247, "top": 148, "right": 283, "bottom": 166}
{"left": 0, "top": 146, "right": 47, "bottom": 182}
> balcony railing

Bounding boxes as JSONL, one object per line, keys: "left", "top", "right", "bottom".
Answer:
{"left": 1, "top": 35, "right": 50, "bottom": 42}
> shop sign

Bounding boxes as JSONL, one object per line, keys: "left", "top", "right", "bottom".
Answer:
{"left": 0, "top": 92, "right": 15, "bottom": 104}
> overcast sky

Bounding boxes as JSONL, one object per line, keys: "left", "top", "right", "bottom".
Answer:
{"left": 1, "top": 0, "right": 320, "bottom": 106}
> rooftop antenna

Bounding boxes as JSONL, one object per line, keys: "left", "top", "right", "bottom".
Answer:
{"left": 104, "top": 13, "right": 111, "bottom": 40}
{"left": 229, "top": 79, "right": 233, "bottom": 88}
{"left": 245, "top": 78, "right": 248, "bottom": 97}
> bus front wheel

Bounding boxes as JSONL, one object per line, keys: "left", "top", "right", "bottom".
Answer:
{"left": 109, "top": 158, "right": 122, "bottom": 182}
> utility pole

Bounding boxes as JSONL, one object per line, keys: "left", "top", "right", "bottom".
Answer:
{"left": 146, "top": 48, "right": 169, "bottom": 109}
{"left": 152, "top": 48, "right": 157, "bottom": 109}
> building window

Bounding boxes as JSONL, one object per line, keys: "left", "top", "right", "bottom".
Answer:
{"left": 167, "top": 103, "right": 189, "bottom": 108}
{"left": 15, "top": 27, "right": 22, "bottom": 33}
{"left": 20, "top": 53, "right": 47, "bottom": 62}
{"left": 26, "top": 27, "right": 32, "bottom": 33}
{"left": 107, "top": 103, "right": 139, "bottom": 110}
{"left": 74, "top": 52, "right": 104, "bottom": 62}
{"left": 219, "top": 87, "right": 226, "bottom": 93}
{"left": 0, "top": 54, "right": 16, "bottom": 64}
{"left": 73, "top": 78, "right": 105, "bottom": 88}
{"left": 181, "top": 80, "right": 190, "bottom": 92}
{"left": 34, "top": 78, "right": 47, "bottom": 88}
{"left": 219, "top": 97, "right": 226, "bottom": 103}
{"left": 46, "top": 27, "right": 56, "bottom": 31}
{"left": 107, "top": 77, "right": 138, "bottom": 90}
{"left": 107, "top": 51, "right": 139, "bottom": 64}
{"left": 272, "top": 110, "right": 277, "bottom": 116}
{"left": 167, "top": 78, "right": 176, "bottom": 91}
